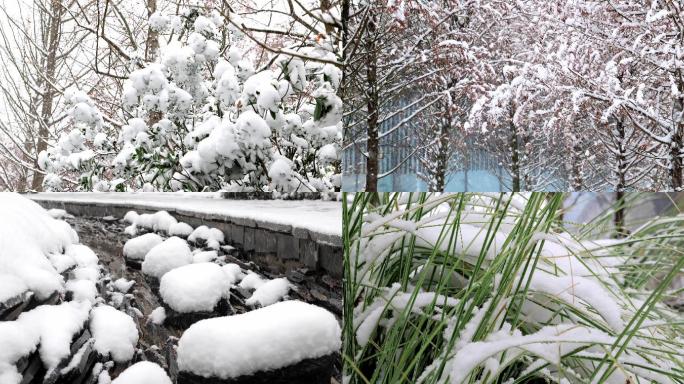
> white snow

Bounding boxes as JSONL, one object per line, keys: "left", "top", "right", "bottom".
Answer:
{"left": 176, "top": 300, "right": 341, "bottom": 379}
{"left": 169, "top": 222, "right": 193, "bottom": 237}
{"left": 142, "top": 236, "right": 193, "bottom": 278}
{"left": 192, "top": 250, "right": 217, "bottom": 263}
{"left": 47, "top": 208, "right": 69, "bottom": 219}
{"left": 188, "top": 225, "right": 224, "bottom": 250}
{"left": 90, "top": 305, "right": 139, "bottom": 363}
{"left": 147, "top": 307, "right": 166, "bottom": 325}
{"left": 111, "top": 361, "right": 172, "bottom": 384}
{"left": 245, "top": 278, "right": 291, "bottom": 307}
{"left": 113, "top": 278, "right": 135, "bottom": 293}
{"left": 0, "top": 274, "right": 27, "bottom": 303}
{"left": 0, "top": 300, "right": 91, "bottom": 382}
{"left": 29, "top": 193, "right": 342, "bottom": 237}
{"left": 238, "top": 272, "right": 266, "bottom": 290}
{"left": 123, "top": 233, "right": 163, "bottom": 261}
{"left": 65, "top": 279, "right": 98, "bottom": 303}
{"left": 221, "top": 263, "right": 245, "bottom": 285}
{"left": 159, "top": 263, "right": 227, "bottom": 313}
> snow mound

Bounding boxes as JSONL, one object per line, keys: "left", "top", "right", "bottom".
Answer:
{"left": 0, "top": 274, "right": 28, "bottom": 303}
{"left": 113, "top": 278, "right": 135, "bottom": 293}
{"left": 147, "top": 307, "right": 166, "bottom": 325}
{"left": 177, "top": 300, "right": 341, "bottom": 379}
{"left": 238, "top": 272, "right": 265, "bottom": 290}
{"left": 188, "top": 225, "right": 224, "bottom": 249}
{"left": 0, "top": 193, "right": 79, "bottom": 300}
{"left": 123, "top": 233, "right": 163, "bottom": 261}
{"left": 169, "top": 222, "right": 193, "bottom": 237}
{"left": 142, "top": 236, "right": 193, "bottom": 278}
{"left": 111, "top": 361, "right": 172, "bottom": 384}
{"left": 0, "top": 300, "right": 91, "bottom": 381}
{"left": 192, "top": 250, "right": 217, "bottom": 263}
{"left": 65, "top": 279, "right": 97, "bottom": 303}
{"left": 47, "top": 208, "right": 69, "bottom": 219}
{"left": 159, "top": 263, "right": 227, "bottom": 313}
{"left": 222, "top": 263, "right": 245, "bottom": 285}
{"left": 245, "top": 278, "right": 291, "bottom": 307}
{"left": 90, "top": 305, "right": 139, "bottom": 362}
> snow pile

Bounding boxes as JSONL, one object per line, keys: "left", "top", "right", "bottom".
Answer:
{"left": 111, "top": 361, "right": 172, "bottom": 384}
{"left": 188, "top": 225, "right": 224, "bottom": 249}
{"left": 222, "top": 264, "right": 245, "bottom": 285}
{"left": 0, "top": 274, "right": 28, "bottom": 303}
{"left": 0, "top": 301, "right": 91, "bottom": 382}
{"left": 147, "top": 307, "right": 166, "bottom": 325}
{"left": 123, "top": 233, "right": 163, "bottom": 261}
{"left": 238, "top": 272, "right": 266, "bottom": 290}
{"left": 245, "top": 278, "right": 291, "bottom": 307}
{"left": 169, "top": 222, "right": 193, "bottom": 237}
{"left": 177, "top": 300, "right": 341, "bottom": 379}
{"left": 159, "top": 263, "right": 227, "bottom": 313}
{"left": 141, "top": 236, "right": 192, "bottom": 278}
{"left": 113, "top": 278, "right": 135, "bottom": 293}
{"left": 125, "top": 211, "right": 178, "bottom": 233}
{"left": 0, "top": 193, "right": 79, "bottom": 300}
{"left": 65, "top": 279, "right": 98, "bottom": 303}
{"left": 192, "top": 250, "right": 217, "bottom": 263}
{"left": 90, "top": 305, "right": 139, "bottom": 362}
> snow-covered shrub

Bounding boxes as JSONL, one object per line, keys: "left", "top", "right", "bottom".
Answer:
{"left": 113, "top": 8, "right": 342, "bottom": 192}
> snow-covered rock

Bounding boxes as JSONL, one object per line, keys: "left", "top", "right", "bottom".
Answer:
{"left": 159, "top": 263, "right": 227, "bottom": 313}
{"left": 221, "top": 264, "right": 245, "bottom": 286}
{"left": 90, "top": 305, "right": 139, "bottom": 363}
{"left": 168, "top": 222, "right": 193, "bottom": 237}
{"left": 147, "top": 307, "right": 166, "bottom": 325}
{"left": 111, "top": 361, "right": 172, "bottom": 384}
{"left": 238, "top": 272, "right": 266, "bottom": 290}
{"left": 192, "top": 250, "right": 217, "bottom": 263}
{"left": 141, "top": 236, "right": 193, "bottom": 278}
{"left": 188, "top": 225, "right": 224, "bottom": 250}
{"left": 245, "top": 278, "right": 291, "bottom": 307}
{"left": 177, "top": 300, "right": 341, "bottom": 379}
{"left": 123, "top": 233, "right": 163, "bottom": 261}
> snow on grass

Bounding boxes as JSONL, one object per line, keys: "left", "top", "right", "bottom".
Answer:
{"left": 159, "top": 263, "right": 227, "bottom": 313}
{"left": 141, "top": 236, "right": 192, "bottom": 278}
{"left": 90, "top": 305, "right": 139, "bottom": 363}
{"left": 245, "top": 278, "right": 291, "bottom": 307}
{"left": 111, "top": 361, "right": 172, "bottom": 384}
{"left": 177, "top": 300, "right": 341, "bottom": 379}
{"left": 123, "top": 233, "right": 163, "bottom": 261}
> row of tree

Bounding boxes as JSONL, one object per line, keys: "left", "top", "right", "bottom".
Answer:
{"left": 0, "top": 0, "right": 342, "bottom": 192}
{"left": 344, "top": 0, "right": 684, "bottom": 192}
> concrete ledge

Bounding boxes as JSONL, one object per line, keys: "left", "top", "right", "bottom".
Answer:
{"left": 30, "top": 198, "right": 342, "bottom": 278}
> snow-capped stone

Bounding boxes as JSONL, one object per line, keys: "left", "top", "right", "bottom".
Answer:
{"left": 142, "top": 236, "right": 193, "bottom": 278}
{"left": 245, "top": 278, "right": 291, "bottom": 307}
{"left": 159, "top": 263, "right": 227, "bottom": 313}
{"left": 90, "top": 305, "right": 139, "bottom": 363}
{"left": 111, "top": 361, "right": 172, "bottom": 384}
{"left": 123, "top": 233, "right": 164, "bottom": 261}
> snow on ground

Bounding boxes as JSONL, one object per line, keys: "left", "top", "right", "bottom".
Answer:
{"left": 123, "top": 233, "right": 163, "bottom": 261}
{"left": 29, "top": 192, "right": 341, "bottom": 237}
{"left": 111, "top": 361, "right": 172, "bottom": 384}
{"left": 176, "top": 300, "right": 341, "bottom": 379}
{"left": 188, "top": 225, "right": 224, "bottom": 249}
{"left": 159, "top": 263, "right": 227, "bottom": 313}
{"left": 141, "top": 236, "right": 193, "bottom": 278}
{"left": 90, "top": 305, "right": 139, "bottom": 363}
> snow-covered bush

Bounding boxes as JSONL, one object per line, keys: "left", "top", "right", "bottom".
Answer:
{"left": 345, "top": 193, "right": 684, "bottom": 384}
{"left": 114, "top": 8, "right": 342, "bottom": 192}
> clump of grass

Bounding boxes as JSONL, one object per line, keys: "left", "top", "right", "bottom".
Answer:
{"left": 343, "top": 193, "right": 684, "bottom": 384}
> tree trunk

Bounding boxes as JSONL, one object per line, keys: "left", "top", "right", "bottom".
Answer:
{"left": 144, "top": 0, "right": 159, "bottom": 62}
{"left": 672, "top": 71, "right": 684, "bottom": 191}
{"left": 571, "top": 142, "right": 583, "bottom": 191}
{"left": 430, "top": 119, "right": 450, "bottom": 191}
{"left": 509, "top": 107, "right": 520, "bottom": 192}
{"left": 614, "top": 119, "right": 628, "bottom": 238}
{"left": 364, "top": 15, "right": 378, "bottom": 191}
{"left": 31, "top": 0, "right": 63, "bottom": 191}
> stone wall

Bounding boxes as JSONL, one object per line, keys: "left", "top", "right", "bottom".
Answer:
{"left": 31, "top": 198, "right": 342, "bottom": 278}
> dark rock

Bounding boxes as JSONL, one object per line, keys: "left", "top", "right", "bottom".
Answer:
{"left": 286, "top": 270, "right": 306, "bottom": 284}
{"left": 176, "top": 353, "right": 337, "bottom": 384}
{"left": 0, "top": 291, "right": 33, "bottom": 321}
{"left": 163, "top": 298, "right": 232, "bottom": 330}
{"left": 19, "top": 351, "right": 45, "bottom": 384}
{"left": 125, "top": 258, "right": 142, "bottom": 270}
